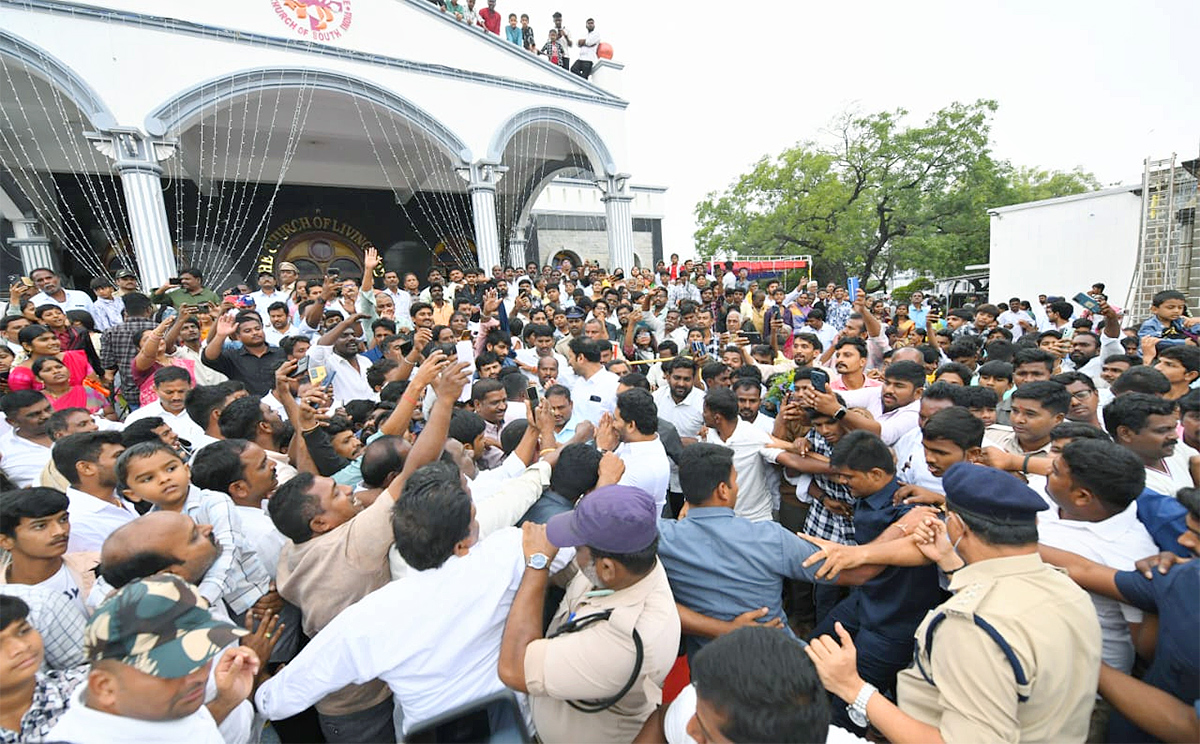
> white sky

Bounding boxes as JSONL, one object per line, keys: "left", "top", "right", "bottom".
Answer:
{"left": 515, "top": 0, "right": 1200, "bottom": 257}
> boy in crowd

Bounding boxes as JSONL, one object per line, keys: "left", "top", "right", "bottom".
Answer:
{"left": 0, "top": 488, "right": 98, "bottom": 612}
{"left": 977, "top": 359, "right": 1014, "bottom": 424}
{"left": 115, "top": 441, "right": 275, "bottom": 622}
{"left": 987, "top": 380, "right": 1069, "bottom": 461}
{"left": 1138, "top": 289, "right": 1200, "bottom": 347}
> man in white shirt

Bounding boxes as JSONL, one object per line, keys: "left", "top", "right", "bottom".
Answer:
{"left": 595, "top": 389, "right": 672, "bottom": 515}
{"left": 1106, "top": 393, "right": 1198, "bottom": 497}
{"left": 307, "top": 313, "right": 380, "bottom": 403}
{"left": 1040, "top": 440, "right": 1160, "bottom": 674}
{"left": 263, "top": 301, "right": 303, "bottom": 346}
{"left": 28, "top": 267, "right": 95, "bottom": 314}
{"left": 567, "top": 336, "right": 620, "bottom": 424}
{"left": 381, "top": 270, "right": 412, "bottom": 324}
{"left": 124, "top": 366, "right": 207, "bottom": 444}
{"left": 699, "top": 388, "right": 780, "bottom": 522}
{"left": 0, "top": 392, "right": 55, "bottom": 489}
{"left": 653, "top": 357, "right": 705, "bottom": 510}
{"left": 50, "top": 430, "right": 138, "bottom": 553}
{"left": 48, "top": 575, "right": 257, "bottom": 744}
{"left": 255, "top": 464, "right": 571, "bottom": 737}
{"left": 249, "top": 271, "right": 286, "bottom": 320}
{"left": 570, "top": 17, "right": 600, "bottom": 78}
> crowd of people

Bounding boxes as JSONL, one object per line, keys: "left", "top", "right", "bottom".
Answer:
{"left": 0, "top": 249, "right": 1197, "bottom": 743}
{"left": 430, "top": 1, "right": 604, "bottom": 79}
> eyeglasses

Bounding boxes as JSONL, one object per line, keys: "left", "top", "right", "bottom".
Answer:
{"left": 1069, "top": 390, "right": 1094, "bottom": 401}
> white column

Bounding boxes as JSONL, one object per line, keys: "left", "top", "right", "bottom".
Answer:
{"left": 89, "top": 129, "right": 178, "bottom": 289}
{"left": 600, "top": 174, "right": 635, "bottom": 271}
{"left": 508, "top": 227, "right": 528, "bottom": 267}
{"left": 464, "top": 162, "right": 507, "bottom": 272}
{"left": 9, "top": 218, "right": 57, "bottom": 273}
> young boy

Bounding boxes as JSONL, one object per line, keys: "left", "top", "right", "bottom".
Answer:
{"left": 0, "top": 488, "right": 97, "bottom": 612}
{"left": 1138, "top": 289, "right": 1200, "bottom": 347}
{"left": 1152, "top": 345, "right": 1200, "bottom": 400}
{"left": 956, "top": 385, "right": 1000, "bottom": 427}
{"left": 116, "top": 441, "right": 272, "bottom": 620}
{"left": 977, "top": 359, "right": 1014, "bottom": 423}
{"left": 88, "top": 277, "right": 123, "bottom": 332}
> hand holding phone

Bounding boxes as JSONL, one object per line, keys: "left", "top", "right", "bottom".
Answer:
{"left": 810, "top": 369, "right": 829, "bottom": 393}
{"left": 1073, "top": 292, "right": 1103, "bottom": 314}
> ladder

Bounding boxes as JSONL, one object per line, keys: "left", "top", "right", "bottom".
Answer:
{"left": 1126, "top": 154, "right": 1199, "bottom": 322}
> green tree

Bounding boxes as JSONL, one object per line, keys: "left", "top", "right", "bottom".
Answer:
{"left": 694, "top": 101, "right": 1098, "bottom": 288}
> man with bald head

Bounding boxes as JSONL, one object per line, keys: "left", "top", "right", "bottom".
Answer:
{"left": 97, "top": 512, "right": 222, "bottom": 596}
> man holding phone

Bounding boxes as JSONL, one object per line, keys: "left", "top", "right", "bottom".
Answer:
{"left": 152, "top": 267, "right": 220, "bottom": 310}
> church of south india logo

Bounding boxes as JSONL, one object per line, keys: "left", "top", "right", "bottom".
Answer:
{"left": 271, "top": 0, "right": 353, "bottom": 41}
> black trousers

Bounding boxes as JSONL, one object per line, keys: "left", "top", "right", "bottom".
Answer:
{"left": 571, "top": 60, "right": 594, "bottom": 78}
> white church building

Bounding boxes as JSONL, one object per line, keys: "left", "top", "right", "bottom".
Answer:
{"left": 0, "top": 0, "right": 664, "bottom": 291}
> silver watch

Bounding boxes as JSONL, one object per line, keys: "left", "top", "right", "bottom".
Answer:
{"left": 526, "top": 553, "right": 550, "bottom": 570}
{"left": 847, "top": 681, "right": 876, "bottom": 728}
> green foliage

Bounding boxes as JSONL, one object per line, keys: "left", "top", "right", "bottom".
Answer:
{"left": 694, "top": 102, "right": 1100, "bottom": 287}
{"left": 891, "top": 277, "right": 934, "bottom": 305}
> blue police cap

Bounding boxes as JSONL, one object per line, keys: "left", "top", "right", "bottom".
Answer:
{"left": 564, "top": 306, "right": 587, "bottom": 319}
{"left": 941, "top": 462, "right": 1048, "bottom": 523}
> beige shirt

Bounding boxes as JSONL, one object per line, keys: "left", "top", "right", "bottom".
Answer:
{"left": 525, "top": 560, "right": 681, "bottom": 744}
{"left": 897, "top": 553, "right": 1101, "bottom": 743}
{"left": 275, "top": 489, "right": 394, "bottom": 716}
{"left": 985, "top": 424, "right": 1053, "bottom": 458}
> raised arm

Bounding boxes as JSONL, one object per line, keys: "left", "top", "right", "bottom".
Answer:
{"left": 384, "top": 358, "right": 471, "bottom": 500}
{"left": 317, "top": 312, "right": 367, "bottom": 347}
{"left": 204, "top": 311, "right": 237, "bottom": 362}
{"left": 133, "top": 317, "right": 175, "bottom": 372}
{"left": 378, "top": 350, "right": 446, "bottom": 437}
{"left": 304, "top": 276, "right": 338, "bottom": 329}
{"left": 161, "top": 305, "right": 195, "bottom": 354}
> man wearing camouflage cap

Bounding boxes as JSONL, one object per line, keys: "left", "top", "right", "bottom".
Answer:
{"left": 47, "top": 574, "right": 258, "bottom": 743}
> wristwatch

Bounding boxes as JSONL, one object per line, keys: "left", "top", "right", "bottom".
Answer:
{"left": 526, "top": 553, "right": 550, "bottom": 570}
{"left": 832, "top": 406, "right": 848, "bottom": 421}
{"left": 847, "top": 681, "right": 876, "bottom": 728}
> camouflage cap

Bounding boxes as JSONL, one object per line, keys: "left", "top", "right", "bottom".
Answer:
{"left": 85, "top": 575, "right": 248, "bottom": 679}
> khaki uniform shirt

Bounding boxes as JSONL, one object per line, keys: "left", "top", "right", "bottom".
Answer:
{"left": 986, "top": 424, "right": 1053, "bottom": 458}
{"left": 554, "top": 333, "right": 578, "bottom": 359}
{"left": 525, "top": 560, "right": 681, "bottom": 744}
{"left": 897, "top": 553, "right": 1101, "bottom": 743}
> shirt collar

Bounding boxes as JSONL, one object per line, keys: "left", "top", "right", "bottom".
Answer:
{"left": 863, "top": 478, "right": 901, "bottom": 510}
{"left": 948, "top": 552, "right": 1045, "bottom": 591}
{"left": 682, "top": 506, "right": 735, "bottom": 520}
{"left": 574, "top": 560, "right": 667, "bottom": 610}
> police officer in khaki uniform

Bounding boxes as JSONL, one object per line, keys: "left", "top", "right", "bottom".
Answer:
{"left": 498, "top": 483, "right": 681, "bottom": 744}
{"left": 807, "top": 462, "right": 1102, "bottom": 743}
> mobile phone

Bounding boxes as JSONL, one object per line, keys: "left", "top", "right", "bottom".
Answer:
{"left": 291, "top": 355, "right": 310, "bottom": 378}
{"left": 232, "top": 294, "right": 254, "bottom": 309}
{"left": 460, "top": 329, "right": 472, "bottom": 341}
{"left": 1073, "top": 292, "right": 1103, "bottom": 314}
{"left": 327, "top": 268, "right": 340, "bottom": 277}
{"left": 167, "top": 276, "right": 181, "bottom": 285}
{"left": 527, "top": 385, "right": 540, "bottom": 407}
{"left": 811, "top": 369, "right": 829, "bottom": 393}
{"left": 690, "top": 340, "right": 705, "bottom": 357}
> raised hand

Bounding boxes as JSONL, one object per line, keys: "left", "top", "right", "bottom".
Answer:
{"left": 912, "top": 516, "right": 954, "bottom": 564}
{"left": 597, "top": 451, "right": 625, "bottom": 485}
{"left": 215, "top": 311, "right": 238, "bottom": 338}
{"left": 363, "top": 246, "right": 380, "bottom": 273}
{"left": 240, "top": 608, "right": 282, "bottom": 669}
{"left": 413, "top": 350, "right": 448, "bottom": 388}
{"left": 433, "top": 359, "right": 471, "bottom": 400}
{"left": 594, "top": 412, "right": 620, "bottom": 451}
{"left": 411, "top": 327, "right": 433, "bottom": 355}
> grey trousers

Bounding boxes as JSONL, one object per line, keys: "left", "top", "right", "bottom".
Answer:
{"left": 318, "top": 697, "right": 397, "bottom": 743}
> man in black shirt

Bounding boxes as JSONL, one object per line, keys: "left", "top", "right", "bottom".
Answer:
{"left": 202, "top": 311, "right": 286, "bottom": 398}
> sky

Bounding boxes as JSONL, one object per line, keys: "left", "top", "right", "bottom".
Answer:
{"left": 515, "top": 0, "right": 1200, "bottom": 257}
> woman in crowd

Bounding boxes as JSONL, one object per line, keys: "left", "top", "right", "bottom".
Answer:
{"left": 7, "top": 324, "right": 94, "bottom": 391}
{"left": 130, "top": 313, "right": 197, "bottom": 406}
{"left": 33, "top": 355, "right": 116, "bottom": 419}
